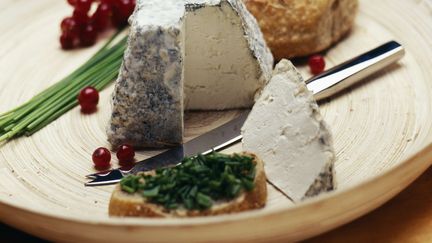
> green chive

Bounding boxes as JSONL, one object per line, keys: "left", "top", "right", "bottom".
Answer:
{"left": 196, "top": 192, "right": 213, "bottom": 208}
{"left": 122, "top": 185, "right": 135, "bottom": 194}
{"left": 0, "top": 30, "right": 127, "bottom": 143}
{"left": 142, "top": 186, "right": 160, "bottom": 197}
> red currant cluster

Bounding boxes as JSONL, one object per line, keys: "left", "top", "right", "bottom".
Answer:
{"left": 60, "top": 0, "right": 136, "bottom": 50}
{"left": 93, "top": 145, "right": 135, "bottom": 169}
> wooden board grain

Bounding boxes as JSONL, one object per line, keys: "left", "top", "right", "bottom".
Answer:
{"left": 0, "top": 0, "right": 431, "bottom": 242}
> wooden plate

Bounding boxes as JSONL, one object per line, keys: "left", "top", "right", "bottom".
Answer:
{"left": 0, "top": 0, "right": 431, "bottom": 242}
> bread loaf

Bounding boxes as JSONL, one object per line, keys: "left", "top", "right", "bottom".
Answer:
{"left": 244, "top": 0, "right": 358, "bottom": 59}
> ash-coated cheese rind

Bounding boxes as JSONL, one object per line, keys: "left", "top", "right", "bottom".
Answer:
{"left": 241, "top": 59, "right": 335, "bottom": 201}
{"left": 107, "top": 0, "right": 273, "bottom": 148}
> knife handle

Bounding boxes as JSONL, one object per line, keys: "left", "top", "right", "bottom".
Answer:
{"left": 306, "top": 41, "right": 405, "bottom": 101}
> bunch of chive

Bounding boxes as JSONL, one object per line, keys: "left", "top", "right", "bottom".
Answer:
{"left": 120, "top": 152, "right": 256, "bottom": 210}
{"left": 0, "top": 32, "right": 128, "bottom": 143}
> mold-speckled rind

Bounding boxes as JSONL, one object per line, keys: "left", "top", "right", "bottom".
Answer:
{"left": 304, "top": 162, "right": 335, "bottom": 198}
{"left": 107, "top": 26, "right": 184, "bottom": 148}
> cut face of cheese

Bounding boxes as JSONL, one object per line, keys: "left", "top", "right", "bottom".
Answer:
{"left": 242, "top": 59, "right": 335, "bottom": 201}
{"left": 107, "top": 0, "right": 273, "bottom": 148}
{"left": 184, "top": 2, "right": 272, "bottom": 110}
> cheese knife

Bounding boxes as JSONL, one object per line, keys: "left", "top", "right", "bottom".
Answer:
{"left": 85, "top": 41, "right": 405, "bottom": 186}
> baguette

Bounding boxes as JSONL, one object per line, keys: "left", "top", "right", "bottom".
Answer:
{"left": 109, "top": 152, "right": 267, "bottom": 217}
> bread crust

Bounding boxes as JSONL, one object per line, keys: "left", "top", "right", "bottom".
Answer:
{"left": 109, "top": 152, "right": 267, "bottom": 217}
{"left": 243, "top": 0, "right": 358, "bottom": 59}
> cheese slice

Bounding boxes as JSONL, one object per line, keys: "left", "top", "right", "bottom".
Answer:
{"left": 242, "top": 59, "right": 335, "bottom": 201}
{"left": 107, "top": 0, "right": 273, "bottom": 147}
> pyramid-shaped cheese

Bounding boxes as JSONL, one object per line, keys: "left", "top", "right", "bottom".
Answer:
{"left": 108, "top": 0, "right": 273, "bottom": 147}
{"left": 242, "top": 59, "right": 335, "bottom": 201}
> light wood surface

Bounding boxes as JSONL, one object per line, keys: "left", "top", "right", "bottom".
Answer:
{"left": 0, "top": 0, "right": 431, "bottom": 242}
{"left": 2, "top": 165, "right": 432, "bottom": 242}
{"left": 2, "top": 166, "right": 432, "bottom": 242}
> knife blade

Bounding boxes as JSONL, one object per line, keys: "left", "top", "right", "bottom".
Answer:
{"left": 85, "top": 41, "right": 405, "bottom": 186}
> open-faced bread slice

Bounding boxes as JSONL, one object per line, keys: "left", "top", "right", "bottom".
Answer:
{"left": 109, "top": 152, "right": 267, "bottom": 217}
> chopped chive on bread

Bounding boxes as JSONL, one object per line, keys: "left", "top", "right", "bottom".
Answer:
{"left": 109, "top": 152, "right": 267, "bottom": 217}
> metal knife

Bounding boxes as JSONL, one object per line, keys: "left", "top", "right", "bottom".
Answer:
{"left": 85, "top": 41, "right": 405, "bottom": 186}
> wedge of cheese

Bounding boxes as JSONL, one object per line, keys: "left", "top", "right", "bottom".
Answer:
{"left": 242, "top": 59, "right": 335, "bottom": 201}
{"left": 107, "top": 0, "right": 273, "bottom": 148}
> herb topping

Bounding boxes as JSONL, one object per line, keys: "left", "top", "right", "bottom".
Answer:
{"left": 120, "top": 152, "right": 256, "bottom": 210}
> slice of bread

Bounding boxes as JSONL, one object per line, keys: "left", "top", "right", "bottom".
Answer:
{"left": 109, "top": 152, "right": 267, "bottom": 217}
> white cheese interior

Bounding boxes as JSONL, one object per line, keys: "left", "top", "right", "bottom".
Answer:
{"left": 184, "top": 3, "right": 264, "bottom": 110}
{"left": 242, "top": 59, "right": 335, "bottom": 201}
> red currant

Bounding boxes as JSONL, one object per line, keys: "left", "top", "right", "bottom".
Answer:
{"left": 72, "top": 9, "right": 90, "bottom": 25}
{"left": 92, "top": 147, "right": 111, "bottom": 168}
{"left": 60, "top": 0, "right": 136, "bottom": 49}
{"left": 78, "top": 86, "right": 99, "bottom": 113}
{"left": 79, "top": 23, "right": 98, "bottom": 47}
{"left": 92, "top": 3, "right": 112, "bottom": 32}
{"left": 112, "top": 0, "right": 135, "bottom": 27}
{"left": 75, "top": 0, "right": 93, "bottom": 13}
{"left": 60, "top": 17, "right": 79, "bottom": 37}
{"left": 116, "top": 144, "right": 135, "bottom": 163}
{"left": 101, "top": 0, "right": 115, "bottom": 5}
{"left": 60, "top": 33, "right": 75, "bottom": 50}
{"left": 118, "top": 0, "right": 136, "bottom": 16}
{"left": 67, "top": 0, "right": 77, "bottom": 6}
{"left": 308, "top": 54, "right": 326, "bottom": 75}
